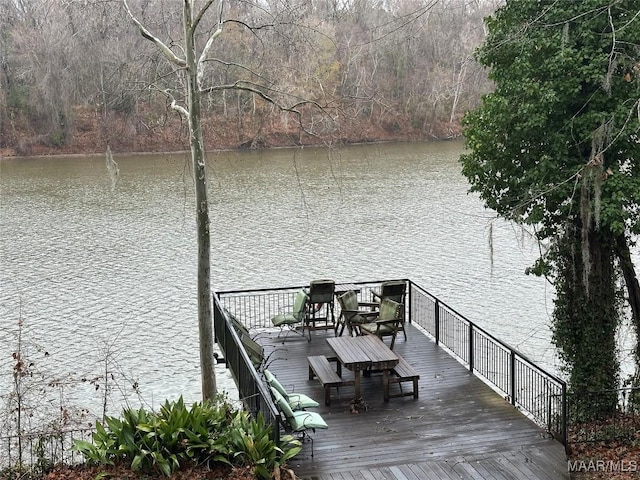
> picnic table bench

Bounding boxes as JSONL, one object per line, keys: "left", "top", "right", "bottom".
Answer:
{"left": 307, "top": 355, "right": 353, "bottom": 405}
{"left": 389, "top": 356, "right": 420, "bottom": 399}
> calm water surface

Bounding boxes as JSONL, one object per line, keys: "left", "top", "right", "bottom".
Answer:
{"left": 1, "top": 141, "right": 633, "bottom": 425}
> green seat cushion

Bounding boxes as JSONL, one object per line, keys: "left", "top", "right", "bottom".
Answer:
{"left": 265, "top": 370, "right": 319, "bottom": 409}
{"left": 286, "top": 392, "right": 320, "bottom": 410}
{"left": 361, "top": 323, "right": 395, "bottom": 335}
{"left": 272, "top": 387, "right": 328, "bottom": 431}
{"left": 271, "top": 313, "right": 298, "bottom": 326}
{"left": 288, "top": 410, "right": 328, "bottom": 431}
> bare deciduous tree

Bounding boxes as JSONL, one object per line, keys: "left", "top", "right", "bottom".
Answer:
{"left": 123, "top": 0, "right": 331, "bottom": 400}
{"left": 124, "top": 0, "right": 219, "bottom": 400}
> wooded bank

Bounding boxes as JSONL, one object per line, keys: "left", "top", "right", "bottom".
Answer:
{"left": 0, "top": 0, "right": 496, "bottom": 157}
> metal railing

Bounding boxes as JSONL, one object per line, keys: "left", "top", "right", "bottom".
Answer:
{"left": 407, "top": 281, "right": 567, "bottom": 444}
{"left": 1, "top": 278, "right": 567, "bottom": 471}
{"left": 217, "top": 279, "right": 567, "bottom": 444}
{"left": 0, "top": 428, "right": 92, "bottom": 471}
{"left": 212, "top": 294, "right": 282, "bottom": 444}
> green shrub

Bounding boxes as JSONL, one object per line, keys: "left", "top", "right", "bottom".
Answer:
{"left": 227, "top": 412, "right": 301, "bottom": 480}
{"left": 73, "top": 395, "right": 300, "bottom": 478}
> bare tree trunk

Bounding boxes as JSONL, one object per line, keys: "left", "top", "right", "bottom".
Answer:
{"left": 123, "top": 0, "right": 217, "bottom": 401}
{"left": 183, "top": 1, "right": 216, "bottom": 401}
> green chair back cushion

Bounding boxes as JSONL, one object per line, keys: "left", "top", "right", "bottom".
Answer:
{"left": 338, "top": 290, "right": 358, "bottom": 312}
{"left": 292, "top": 291, "right": 308, "bottom": 320}
{"left": 378, "top": 298, "right": 402, "bottom": 321}
{"left": 272, "top": 388, "right": 295, "bottom": 419}
{"left": 265, "top": 369, "right": 319, "bottom": 409}
{"left": 264, "top": 369, "right": 287, "bottom": 397}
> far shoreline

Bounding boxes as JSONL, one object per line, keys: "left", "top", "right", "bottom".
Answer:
{"left": 1, "top": 137, "right": 463, "bottom": 162}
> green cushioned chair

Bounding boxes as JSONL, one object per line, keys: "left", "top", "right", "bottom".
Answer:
{"left": 336, "top": 290, "right": 379, "bottom": 336}
{"left": 359, "top": 298, "right": 404, "bottom": 350}
{"left": 370, "top": 280, "right": 407, "bottom": 339}
{"left": 271, "top": 389, "right": 327, "bottom": 456}
{"left": 303, "top": 279, "right": 336, "bottom": 337}
{"left": 264, "top": 369, "right": 319, "bottom": 410}
{"left": 271, "top": 290, "right": 309, "bottom": 342}
{"left": 240, "top": 332, "right": 264, "bottom": 369}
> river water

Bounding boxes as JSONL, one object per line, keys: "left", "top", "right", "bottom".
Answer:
{"left": 0, "top": 141, "right": 635, "bottom": 427}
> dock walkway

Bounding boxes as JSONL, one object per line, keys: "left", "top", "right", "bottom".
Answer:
{"left": 258, "top": 323, "right": 569, "bottom": 480}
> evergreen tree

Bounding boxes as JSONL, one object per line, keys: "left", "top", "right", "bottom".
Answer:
{"left": 461, "top": 0, "right": 640, "bottom": 415}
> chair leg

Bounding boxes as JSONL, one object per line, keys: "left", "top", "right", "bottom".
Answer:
{"left": 278, "top": 323, "right": 307, "bottom": 343}
{"left": 298, "top": 430, "right": 314, "bottom": 457}
{"left": 389, "top": 332, "right": 397, "bottom": 350}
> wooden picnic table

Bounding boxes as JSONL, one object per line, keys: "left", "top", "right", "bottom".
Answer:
{"left": 326, "top": 335, "right": 399, "bottom": 402}
{"left": 334, "top": 283, "right": 361, "bottom": 297}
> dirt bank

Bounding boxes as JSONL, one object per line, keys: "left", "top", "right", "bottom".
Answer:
{"left": 0, "top": 107, "right": 461, "bottom": 158}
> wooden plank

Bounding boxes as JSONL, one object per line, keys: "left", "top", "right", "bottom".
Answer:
{"left": 256, "top": 323, "right": 569, "bottom": 480}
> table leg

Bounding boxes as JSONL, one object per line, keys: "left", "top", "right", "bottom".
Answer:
{"left": 354, "top": 370, "right": 361, "bottom": 399}
{"left": 383, "top": 369, "right": 390, "bottom": 402}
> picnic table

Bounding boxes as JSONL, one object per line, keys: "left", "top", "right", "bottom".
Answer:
{"left": 326, "top": 335, "right": 399, "bottom": 402}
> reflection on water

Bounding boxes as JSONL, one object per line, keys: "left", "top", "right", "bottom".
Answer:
{"left": 1, "top": 141, "right": 634, "bottom": 423}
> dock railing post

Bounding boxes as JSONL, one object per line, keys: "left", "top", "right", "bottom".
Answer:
{"left": 468, "top": 323, "right": 474, "bottom": 372}
{"left": 562, "top": 382, "right": 567, "bottom": 445}
{"left": 510, "top": 350, "right": 516, "bottom": 406}
{"left": 406, "top": 280, "right": 412, "bottom": 325}
{"left": 434, "top": 299, "right": 440, "bottom": 345}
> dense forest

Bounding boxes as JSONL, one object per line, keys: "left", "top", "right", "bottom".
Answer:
{"left": 0, "top": 0, "right": 497, "bottom": 156}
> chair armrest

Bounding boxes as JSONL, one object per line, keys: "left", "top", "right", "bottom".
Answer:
{"left": 374, "top": 318, "right": 401, "bottom": 325}
{"left": 358, "top": 301, "right": 379, "bottom": 309}
{"left": 341, "top": 309, "right": 377, "bottom": 316}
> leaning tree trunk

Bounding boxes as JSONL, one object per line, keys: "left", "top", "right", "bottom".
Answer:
{"left": 184, "top": 2, "right": 216, "bottom": 400}
{"left": 552, "top": 221, "right": 619, "bottom": 420}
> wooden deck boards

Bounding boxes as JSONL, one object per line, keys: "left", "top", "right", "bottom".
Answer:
{"left": 256, "top": 323, "right": 569, "bottom": 480}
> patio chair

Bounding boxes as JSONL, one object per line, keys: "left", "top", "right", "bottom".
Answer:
{"left": 240, "top": 331, "right": 266, "bottom": 369}
{"left": 304, "top": 279, "right": 336, "bottom": 338}
{"left": 264, "top": 369, "right": 319, "bottom": 410}
{"left": 226, "top": 308, "right": 250, "bottom": 337}
{"left": 271, "top": 290, "right": 309, "bottom": 342}
{"left": 271, "top": 389, "right": 328, "bottom": 457}
{"left": 225, "top": 309, "right": 272, "bottom": 370}
{"left": 372, "top": 280, "right": 407, "bottom": 304}
{"left": 335, "top": 290, "right": 379, "bottom": 336}
{"left": 364, "top": 280, "right": 407, "bottom": 339}
{"left": 359, "top": 298, "right": 404, "bottom": 350}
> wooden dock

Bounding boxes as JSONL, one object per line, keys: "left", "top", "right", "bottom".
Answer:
{"left": 257, "top": 323, "right": 569, "bottom": 480}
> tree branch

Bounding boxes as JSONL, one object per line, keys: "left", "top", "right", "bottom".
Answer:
{"left": 123, "top": 0, "right": 187, "bottom": 68}
{"left": 148, "top": 84, "right": 189, "bottom": 118}
{"left": 192, "top": 0, "right": 217, "bottom": 33}
{"left": 203, "top": 81, "right": 328, "bottom": 137}
{"left": 197, "top": 1, "right": 224, "bottom": 90}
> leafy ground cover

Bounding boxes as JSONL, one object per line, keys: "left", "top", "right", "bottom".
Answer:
{"left": 26, "top": 396, "right": 301, "bottom": 480}
{"left": 42, "top": 463, "right": 258, "bottom": 480}
{"left": 41, "top": 463, "right": 296, "bottom": 480}
{"left": 567, "top": 417, "right": 640, "bottom": 479}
